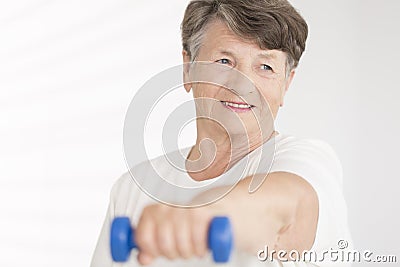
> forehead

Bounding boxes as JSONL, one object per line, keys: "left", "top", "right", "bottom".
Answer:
{"left": 200, "top": 20, "right": 287, "bottom": 62}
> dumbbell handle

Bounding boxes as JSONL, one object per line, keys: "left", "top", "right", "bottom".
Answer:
{"left": 111, "top": 216, "right": 233, "bottom": 263}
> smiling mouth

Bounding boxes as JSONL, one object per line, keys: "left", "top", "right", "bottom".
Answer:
{"left": 220, "top": 101, "right": 255, "bottom": 113}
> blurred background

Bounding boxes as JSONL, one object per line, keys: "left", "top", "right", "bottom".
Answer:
{"left": 0, "top": 0, "right": 399, "bottom": 266}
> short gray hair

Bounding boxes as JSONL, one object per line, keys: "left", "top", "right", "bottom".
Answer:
{"left": 181, "top": 0, "right": 308, "bottom": 75}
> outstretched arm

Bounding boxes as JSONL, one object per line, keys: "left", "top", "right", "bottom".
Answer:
{"left": 135, "top": 171, "right": 318, "bottom": 265}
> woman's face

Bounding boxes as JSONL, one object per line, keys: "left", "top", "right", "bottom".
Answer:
{"left": 183, "top": 19, "right": 295, "bottom": 141}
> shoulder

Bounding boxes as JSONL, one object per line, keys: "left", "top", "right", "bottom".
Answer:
{"left": 111, "top": 149, "right": 178, "bottom": 194}
{"left": 110, "top": 147, "right": 192, "bottom": 211}
{"left": 271, "top": 133, "right": 343, "bottom": 187}
{"left": 110, "top": 154, "right": 161, "bottom": 190}
{"left": 274, "top": 133, "right": 340, "bottom": 162}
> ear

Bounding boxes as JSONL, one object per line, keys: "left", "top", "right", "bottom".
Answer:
{"left": 280, "top": 69, "right": 296, "bottom": 107}
{"left": 182, "top": 50, "right": 192, "bottom": 93}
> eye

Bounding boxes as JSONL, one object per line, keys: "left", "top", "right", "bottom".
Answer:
{"left": 216, "top": 58, "right": 232, "bottom": 65}
{"left": 260, "top": 64, "right": 273, "bottom": 71}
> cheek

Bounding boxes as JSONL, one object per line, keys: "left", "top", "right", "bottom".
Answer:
{"left": 192, "top": 83, "right": 222, "bottom": 99}
{"left": 258, "top": 83, "right": 283, "bottom": 109}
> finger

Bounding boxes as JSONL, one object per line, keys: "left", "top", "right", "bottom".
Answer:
{"left": 137, "top": 251, "right": 154, "bottom": 266}
{"left": 136, "top": 213, "right": 160, "bottom": 259}
{"left": 174, "top": 217, "right": 194, "bottom": 259}
{"left": 156, "top": 221, "right": 179, "bottom": 260}
{"left": 191, "top": 217, "right": 208, "bottom": 257}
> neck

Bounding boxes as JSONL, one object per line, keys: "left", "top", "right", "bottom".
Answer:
{"left": 185, "top": 119, "right": 273, "bottom": 181}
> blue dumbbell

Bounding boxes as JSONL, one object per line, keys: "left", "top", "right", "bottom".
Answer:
{"left": 111, "top": 216, "right": 233, "bottom": 263}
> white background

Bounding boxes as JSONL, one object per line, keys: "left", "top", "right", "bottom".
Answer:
{"left": 0, "top": 0, "right": 399, "bottom": 266}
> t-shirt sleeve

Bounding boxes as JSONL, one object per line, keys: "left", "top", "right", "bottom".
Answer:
{"left": 90, "top": 182, "right": 117, "bottom": 267}
{"left": 269, "top": 138, "right": 352, "bottom": 255}
{"left": 90, "top": 174, "right": 141, "bottom": 267}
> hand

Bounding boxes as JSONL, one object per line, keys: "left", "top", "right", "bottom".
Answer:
{"left": 134, "top": 203, "right": 219, "bottom": 265}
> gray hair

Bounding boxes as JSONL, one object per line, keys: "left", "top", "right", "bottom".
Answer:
{"left": 181, "top": 0, "right": 308, "bottom": 76}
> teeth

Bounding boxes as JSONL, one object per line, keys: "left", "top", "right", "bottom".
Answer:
{"left": 222, "top": 101, "right": 252, "bottom": 109}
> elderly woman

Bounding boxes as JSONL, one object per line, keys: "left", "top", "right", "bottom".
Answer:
{"left": 91, "top": 0, "right": 352, "bottom": 266}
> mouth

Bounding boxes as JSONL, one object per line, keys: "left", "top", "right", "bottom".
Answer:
{"left": 220, "top": 100, "right": 255, "bottom": 113}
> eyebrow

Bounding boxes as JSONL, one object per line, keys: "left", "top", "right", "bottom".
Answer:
{"left": 216, "top": 50, "right": 235, "bottom": 57}
{"left": 256, "top": 52, "right": 277, "bottom": 60}
{"left": 216, "top": 49, "right": 277, "bottom": 60}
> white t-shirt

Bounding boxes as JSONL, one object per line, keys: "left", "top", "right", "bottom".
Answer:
{"left": 91, "top": 133, "right": 353, "bottom": 267}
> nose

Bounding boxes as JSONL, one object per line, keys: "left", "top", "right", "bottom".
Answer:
{"left": 223, "top": 66, "right": 257, "bottom": 98}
